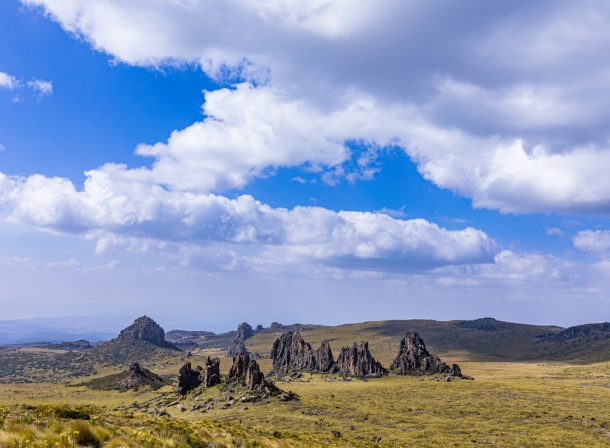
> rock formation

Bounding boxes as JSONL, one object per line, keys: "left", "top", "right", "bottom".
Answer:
{"left": 120, "top": 362, "right": 165, "bottom": 390}
{"left": 178, "top": 362, "right": 202, "bottom": 395}
{"left": 314, "top": 340, "right": 336, "bottom": 373}
{"left": 84, "top": 362, "right": 166, "bottom": 391}
{"left": 271, "top": 331, "right": 316, "bottom": 375}
{"left": 117, "top": 316, "right": 176, "bottom": 349}
{"left": 228, "top": 322, "right": 254, "bottom": 357}
{"left": 228, "top": 353, "right": 275, "bottom": 391}
{"left": 336, "top": 342, "right": 386, "bottom": 377}
{"left": 89, "top": 316, "right": 179, "bottom": 365}
{"left": 271, "top": 332, "right": 337, "bottom": 375}
{"left": 390, "top": 331, "right": 462, "bottom": 377}
{"left": 202, "top": 356, "right": 221, "bottom": 387}
{"left": 270, "top": 322, "right": 285, "bottom": 331}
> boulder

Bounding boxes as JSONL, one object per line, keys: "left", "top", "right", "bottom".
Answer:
{"left": 178, "top": 362, "right": 202, "bottom": 395}
{"left": 390, "top": 331, "right": 462, "bottom": 376}
{"left": 336, "top": 342, "right": 386, "bottom": 377}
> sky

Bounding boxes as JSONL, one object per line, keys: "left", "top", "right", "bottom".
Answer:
{"left": 1, "top": 0, "right": 610, "bottom": 332}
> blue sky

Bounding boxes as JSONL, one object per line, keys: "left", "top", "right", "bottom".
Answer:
{"left": 1, "top": 0, "right": 610, "bottom": 331}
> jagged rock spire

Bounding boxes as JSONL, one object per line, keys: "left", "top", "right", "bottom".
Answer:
{"left": 390, "top": 331, "right": 462, "bottom": 376}
{"left": 336, "top": 341, "right": 386, "bottom": 377}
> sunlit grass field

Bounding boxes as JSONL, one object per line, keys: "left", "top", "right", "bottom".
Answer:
{"left": 0, "top": 360, "right": 608, "bottom": 447}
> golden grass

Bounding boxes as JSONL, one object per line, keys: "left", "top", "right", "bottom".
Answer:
{"left": 0, "top": 361, "right": 608, "bottom": 447}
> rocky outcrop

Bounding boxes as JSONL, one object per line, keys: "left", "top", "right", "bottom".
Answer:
{"left": 117, "top": 316, "right": 176, "bottom": 349}
{"left": 228, "top": 353, "right": 275, "bottom": 391}
{"left": 203, "top": 356, "right": 221, "bottom": 387}
{"left": 237, "top": 322, "right": 254, "bottom": 339}
{"left": 271, "top": 332, "right": 337, "bottom": 375}
{"left": 120, "top": 363, "right": 165, "bottom": 390}
{"left": 228, "top": 322, "right": 254, "bottom": 357}
{"left": 390, "top": 331, "right": 462, "bottom": 377}
{"left": 89, "top": 316, "right": 179, "bottom": 365}
{"left": 178, "top": 362, "right": 202, "bottom": 395}
{"left": 336, "top": 342, "right": 386, "bottom": 377}
{"left": 271, "top": 331, "right": 316, "bottom": 375}
{"left": 178, "top": 357, "right": 222, "bottom": 393}
{"left": 84, "top": 362, "right": 166, "bottom": 391}
{"left": 313, "top": 340, "right": 336, "bottom": 373}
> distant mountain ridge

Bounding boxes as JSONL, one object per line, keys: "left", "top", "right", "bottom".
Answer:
{"left": 242, "top": 318, "right": 610, "bottom": 364}
{"left": 88, "top": 316, "right": 180, "bottom": 365}
{"left": 537, "top": 322, "right": 610, "bottom": 341}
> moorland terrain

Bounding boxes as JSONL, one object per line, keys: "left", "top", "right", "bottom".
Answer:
{"left": 0, "top": 315, "right": 608, "bottom": 447}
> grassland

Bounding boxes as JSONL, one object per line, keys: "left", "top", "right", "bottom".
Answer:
{"left": 0, "top": 319, "right": 608, "bottom": 446}
{"left": 0, "top": 360, "right": 608, "bottom": 447}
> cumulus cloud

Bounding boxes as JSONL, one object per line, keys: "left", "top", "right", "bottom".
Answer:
{"left": 0, "top": 71, "right": 19, "bottom": 89}
{"left": 0, "top": 168, "right": 496, "bottom": 271}
{"left": 0, "top": 70, "right": 53, "bottom": 99}
{"left": 21, "top": 0, "right": 610, "bottom": 214}
{"left": 573, "top": 230, "right": 610, "bottom": 253}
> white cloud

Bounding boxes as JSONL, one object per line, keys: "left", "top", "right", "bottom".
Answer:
{"left": 136, "top": 84, "right": 352, "bottom": 191}
{"left": 0, "top": 70, "right": 53, "bottom": 99}
{"left": 0, "top": 168, "right": 496, "bottom": 272}
{"left": 27, "top": 79, "right": 53, "bottom": 96}
{"left": 22, "top": 0, "right": 610, "bottom": 214}
{"left": 573, "top": 230, "right": 610, "bottom": 253}
{"left": 0, "top": 71, "right": 19, "bottom": 89}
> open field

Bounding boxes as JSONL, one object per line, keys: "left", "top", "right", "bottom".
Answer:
{"left": 1, "top": 360, "right": 609, "bottom": 447}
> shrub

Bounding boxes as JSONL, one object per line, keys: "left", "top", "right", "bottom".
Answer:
{"left": 70, "top": 421, "right": 101, "bottom": 448}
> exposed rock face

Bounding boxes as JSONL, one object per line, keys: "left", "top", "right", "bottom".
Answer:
{"left": 237, "top": 322, "right": 254, "bottom": 339}
{"left": 271, "top": 331, "right": 316, "bottom": 375}
{"left": 117, "top": 316, "right": 176, "bottom": 349}
{"left": 228, "top": 353, "right": 273, "bottom": 390}
{"left": 89, "top": 316, "right": 179, "bottom": 365}
{"left": 271, "top": 332, "right": 337, "bottom": 375}
{"left": 178, "top": 362, "right": 202, "bottom": 395}
{"left": 228, "top": 338, "right": 247, "bottom": 357}
{"left": 336, "top": 342, "right": 386, "bottom": 377}
{"left": 228, "top": 322, "right": 254, "bottom": 357}
{"left": 203, "top": 357, "right": 221, "bottom": 387}
{"left": 314, "top": 340, "right": 336, "bottom": 373}
{"left": 390, "top": 331, "right": 462, "bottom": 376}
{"left": 244, "top": 358, "right": 265, "bottom": 390}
